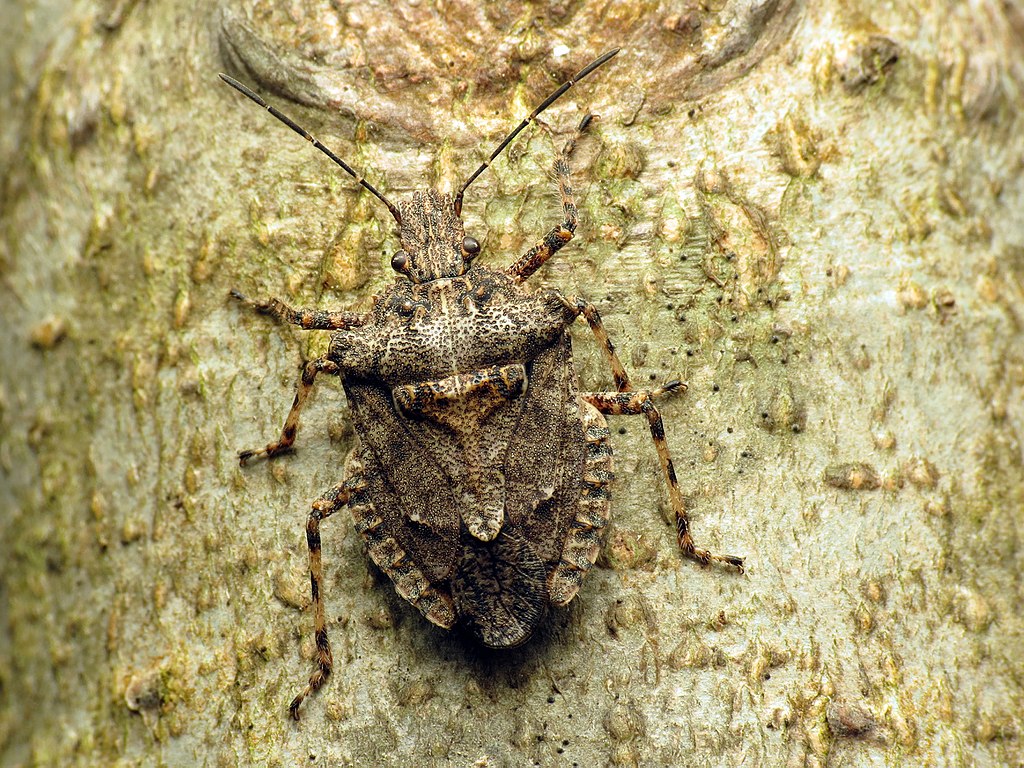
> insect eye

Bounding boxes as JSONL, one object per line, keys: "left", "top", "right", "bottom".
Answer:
{"left": 462, "top": 236, "right": 480, "bottom": 256}
{"left": 391, "top": 250, "right": 410, "bottom": 273}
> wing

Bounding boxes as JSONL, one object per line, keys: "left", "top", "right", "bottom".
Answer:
{"left": 343, "top": 377, "right": 462, "bottom": 610}
{"left": 504, "top": 333, "right": 588, "bottom": 566}
{"left": 451, "top": 333, "right": 590, "bottom": 647}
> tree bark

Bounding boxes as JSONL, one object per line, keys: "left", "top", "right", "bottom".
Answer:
{"left": 2, "top": 1, "right": 1022, "bottom": 766}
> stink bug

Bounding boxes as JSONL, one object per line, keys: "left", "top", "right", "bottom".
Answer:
{"left": 222, "top": 48, "right": 743, "bottom": 720}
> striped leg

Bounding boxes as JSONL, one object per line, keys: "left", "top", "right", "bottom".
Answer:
{"left": 231, "top": 289, "right": 365, "bottom": 330}
{"left": 238, "top": 358, "right": 339, "bottom": 465}
{"left": 506, "top": 114, "right": 593, "bottom": 283}
{"left": 570, "top": 295, "right": 743, "bottom": 571}
{"left": 289, "top": 476, "right": 364, "bottom": 720}
{"left": 582, "top": 390, "right": 744, "bottom": 571}
{"left": 568, "top": 297, "right": 632, "bottom": 391}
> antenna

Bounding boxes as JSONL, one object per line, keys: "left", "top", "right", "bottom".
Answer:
{"left": 454, "top": 48, "right": 620, "bottom": 216}
{"left": 218, "top": 74, "right": 402, "bottom": 225}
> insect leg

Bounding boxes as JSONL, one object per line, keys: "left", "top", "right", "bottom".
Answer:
{"left": 571, "top": 296, "right": 743, "bottom": 570}
{"left": 566, "top": 297, "right": 634, "bottom": 391}
{"left": 231, "top": 289, "right": 365, "bottom": 330}
{"left": 238, "top": 357, "right": 340, "bottom": 465}
{"left": 506, "top": 114, "right": 593, "bottom": 283}
{"left": 289, "top": 477, "right": 361, "bottom": 720}
{"left": 581, "top": 390, "right": 744, "bottom": 571}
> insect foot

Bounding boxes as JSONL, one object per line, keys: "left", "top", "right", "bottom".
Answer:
{"left": 223, "top": 47, "right": 742, "bottom": 720}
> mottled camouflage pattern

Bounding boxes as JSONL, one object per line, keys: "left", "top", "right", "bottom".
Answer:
{"left": 316, "top": 189, "right": 615, "bottom": 649}
{"left": 228, "top": 52, "right": 742, "bottom": 720}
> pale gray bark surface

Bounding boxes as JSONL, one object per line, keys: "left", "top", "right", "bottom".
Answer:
{"left": 1, "top": 1, "right": 1022, "bottom": 766}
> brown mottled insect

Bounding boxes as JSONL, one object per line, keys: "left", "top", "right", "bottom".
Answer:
{"left": 222, "top": 49, "right": 743, "bottom": 720}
